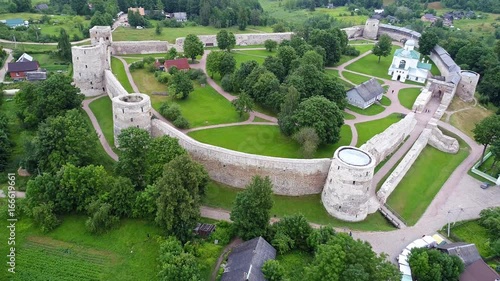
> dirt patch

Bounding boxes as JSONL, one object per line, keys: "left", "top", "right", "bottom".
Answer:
{"left": 447, "top": 96, "right": 474, "bottom": 112}
{"left": 428, "top": 1, "right": 443, "bottom": 9}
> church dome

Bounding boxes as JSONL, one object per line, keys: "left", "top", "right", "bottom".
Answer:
{"left": 405, "top": 39, "right": 416, "bottom": 47}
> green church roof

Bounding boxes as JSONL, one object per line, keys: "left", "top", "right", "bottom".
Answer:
{"left": 417, "top": 61, "right": 432, "bottom": 70}
{"left": 394, "top": 48, "right": 420, "bottom": 60}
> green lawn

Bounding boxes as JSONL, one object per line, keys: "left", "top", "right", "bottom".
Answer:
{"left": 129, "top": 68, "right": 167, "bottom": 108}
{"left": 380, "top": 95, "right": 391, "bottom": 106}
{"left": 345, "top": 45, "right": 398, "bottom": 79}
{"left": 31, "top": 53, "right": 70, "bottom": 72}
{"left": 325, "top": 69, "right": 354, "bottom": 90}
{"left": 232, "top": 49, "right": 275, "bottom": 66}
{"left": 123, "top": 57, "right": 145, "bottom": 64}
{"left": 277, "top": 251, "right": 313, "bottom": 281}
{"left": 89, "top": 96, "right": 114, "bottom": 148}
{"left": 203, "top": 181, "right": 395, "bottom": 231}
{"left": 253, "top": 116, "right": 272, "bottom": 122}
{"left": 342, "top": 71, "right": 385, "bottom": 85}
{"left": 112, "top": 25, "right": 272, "bottom": 43}
{"left": 110, "top": 57, "right": 134, "bottom": 93}
{"left": 346, "top": 103, "right": 385, "bottom": 116}
{"left": 355, "top": 113, "right": 402, "bottom": 146}
{"left": 387, "top": 141, "right": 470, "bottom": 226}
{"left": 398, "top": 87, "right": 421, "bottom": 110}
{"left": 188, "top": 124, "right": 352, "bottom": 158}
{"left": 477, "top": 152, "right": 500, "bottom": 178}
{"left": 0, "top": 42, "right": 57, "bottom": 52}
{"left": 450, "top": 220, "right": 494, "bottom": 257}
{"left": 343, "top": 111, "right": 356, "bottom": 120}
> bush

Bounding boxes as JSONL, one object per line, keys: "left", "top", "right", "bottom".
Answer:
{"left": 32, "top": 202, "right": 60, "bottom": 233}
{"left": 262, "top": 260, "right": 285, "bottom": 281}
{"left": 85, "top": 200, "right": 119, "bottom": 234}
{"left": 173, "top": 115, "right": 190, "bottom": 129}
{"left": 197, "top": 75, "right": 207, "bottom": 85}
{"left": 143, "top": 56, "right": 155, "bottom": 64}
{"left": 210, "top": 221, "right": 234, "bottom": 245}
{"left": 162, "top": 103, "right": 182, "bottom": 121}
{"left": 188, "top": 68, "right": 205, "bottom": 80}
{"left": 221, "top": 74, "right": 234, "bottom": 92}
{"left": 129, "top": 60, "right": 144, "bottom": 71}
{"left": 156, "top": 72, "right": 171, "bottom": 84}
{"left": 343, "top": 45, "right": 360, "bottom": 56}
{"left": 264, "top": 39, "right": 278, "bottom": 52}
{"left": 146, "top": 62, "right": 157, "bottom": 73}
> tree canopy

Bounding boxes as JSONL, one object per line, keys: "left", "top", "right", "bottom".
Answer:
{"left": 472, "top": 114, "right": 500, "bottom": 164}
{"left": 57, "top": 28, "right": 72, "bottom": 62}
{"left": 183, "top": 34, "right": 204, "bottom": 62}
{"left": 372, "top": 34, "right": 392, "bottom": 63}
{"left": 418, "top": 31, "right": 439, "bottom": 56}
{"left": 216, "top": 29, "right": 236, "bottom": 52}
{"left": 408, "top": 248, "right": 464, "bottom": 281}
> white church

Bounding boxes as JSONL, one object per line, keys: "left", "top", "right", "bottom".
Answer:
{"left": 387, "top": 39, "right": 432, "bottom": 84}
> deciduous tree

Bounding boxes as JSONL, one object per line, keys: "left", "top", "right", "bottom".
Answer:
{"left": 168, "top": 71, "right": 194, "bottom": 99}
{"left": 278, "top": 86, "right": 300, "bottom": 136}
{"left": 277, "top": 45, "right": 298, "bottom": 74}
{"left": 372, "top": 34, "right": 392, "bottom": 63}
{"left": 418, "top": 31, "right": 439, "bottom": 55}
{"left": 472, "top": 114, "right": 500, "bottom": 164}
{"left": 219, "top": 52, "right": 236, "bottom": 76}
{"left": 206, "top": 51, "right": 223, "bottom": 78}
{"left": 408, "top": 248, "right": 464, "bottom": 281}
{"left": 264, "top": 39, "right": 278, "bottom": 52}
{"left": 115, "top": 127, "right": 151, "bottom": 189}
{"left": 232, "top": 92, "right": 254, "bottom": 117}
{"left": 230, "top": 176, "right": 274, "bottom": 240}
{"left": 57, "top": 28, "right": 72, "bottom": 62}
{"left": 216, "top": 29, "right": 236, "bottom": 52}
{"left": 262, "top": 260, "right": 286, "bottom": 281}
{"left": 183, "top": 34, "right": 204, "bottom": 62}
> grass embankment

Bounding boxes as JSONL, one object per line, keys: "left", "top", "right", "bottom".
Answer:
{"left": 325, "top": 69, "right": 355, "bottom": 90}
{"left": 380, "top": 95, "right": 391, "bottom": 106}
{"left": 387, "top": 134, "right": 470, "bottom": 226}
{"left": 398, "top": 87, "right": 421, "bottom": 110}
{"left": 355, "top": 113, "right": 403, "bottom": 146}
{"left": 203, "top": 181, "right": 394, "bottom": 231}
{"left": 343, "top": 111, "right": 356, "bottom": 120}
{"left": 89, "top": 96, "right": 115, "bottom": 148}
{"left": 189, "top": 124, "right": 352, "bottom": 159}
{"left": 110, "top": 57, "right": 134, "bottom": 93}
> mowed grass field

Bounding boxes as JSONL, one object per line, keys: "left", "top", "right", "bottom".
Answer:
{"left": 31, "top": 53, "right": 70, "bottom": 72}
{"left": 232, "top": 49, "right": 275, "bottom": 66}
{"left": 347, "top": 103, "right": 385, "bottom": 116}
{"left": 387, "top": 137, "right": 470, "bottom": 226}
{"left": 342, "top": 71, "right": 385, "bottom": 85}
{"left": 451, "top": 220, "right": 494, "bottom": 257}
{"left": 203, "top": 181, "right": 394, "bottom": 231}
{"left": 345, "top": 45, "right": 398, "bottom": 79}
{"left": 355, "top": 113, "right": 403, "bottom": 146}
{"left": 448, "top": 95, "right": 495, "bottom": 139}
{"left": 112, "top": 25, "right": 272, "bottom": 43}
{"left": 89, "top": 96, "right": 115, "bottom": 147}
{"left": 398, "top": 87, "right": 422, "bottom": 110}
{"left": 111, "top": 57, "right": 134, "bottom": 93}
{"left": 0, "top": 13, "right": 89, "bottom": 40}
{"left": 188, "top": 124, "right": 352, "bottom": 158}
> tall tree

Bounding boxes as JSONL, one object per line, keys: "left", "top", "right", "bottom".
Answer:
{"left": 216, "top": 30, "right": 236, "bottom": 52}
{"left": 230, "top": 176, "right": 274, "bottom": 240}
{"left": 408, "top": 248, "right": 464, "bottom": 281}
{"left": 372, "top": 34, "right": 393, "bottom": 63}
{"left": 57, "top": 28, "right": 72, "bottom": 62}
{"left": 32, "top": 110, "right": 97, "bottom": 173}
{"left": 418, "top": 31, "right": 439, "bottom": 55}
{"left": 278, "top": 86, "right": 300, "bottom": 136}
{"left": 157, "top": 237, "right": 202, "bottom": 280}
{"left": 168, "top": 71, "right": 194, "bottom": 99}
{"left": 291, "top": 96, "right": 344, "bottom": 144}
{"left": 277, "top": 45, "right": 298, "bottom": 75}
{"left": 232, "top": 92, "right": 254, "bottom": 117}
{"left": 155, "top": 154, "right": 209, "bottom": 242}
{"left": 478, "top": 66, "right": 500, "bottom": 107}
{"left": 206, "top": 51, "right": 223, "bottom": 78}
{"left": 308, "top": 28, "right": 342, "bottom": 65}
{"left": 183, "top": 34, "right": 204, "bottom": 62}
{"left": 115, "top": 127, "right": 151, "bottom": 189}
{"left": 219, "top": 52, "right": 236, "bottom": 76}
{"left": 473, "top": 115, "right": 500, "bottom": 164}
{"left": 146, "top": 136, "right": 186, "bottom": 185}
{"left": 70, "top": 0, "right": 88, "bottom": 15}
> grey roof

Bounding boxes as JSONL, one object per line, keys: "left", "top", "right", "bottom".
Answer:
{"left": 459, "top": 259, "right": 500, "bottom": 281}
{"left": 222, "top": 237, "right": 276, "bottom": 281}
{"left": 346, "top": 78, "right": 384, "bottom": 102}
{"left": 26, "top": 71, "right": 47, "bottom": 81}
{"left": 432, "top": 44, "right": 462, "bottom": 83}
{"left": 8, "top": 61, "right": 39, "bottom": 72}
{"left": 35, "top": 3, "right": 49, "bottom": 10}
{"left": 379, "top": 24, "right": 421, "bottom": 38}
{"left": 437, "top": 243, "right": 481, "bottom": 266}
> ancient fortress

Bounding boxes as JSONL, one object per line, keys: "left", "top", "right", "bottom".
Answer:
{"left": 73, "top": 22, "right": 477, "bottom": 223}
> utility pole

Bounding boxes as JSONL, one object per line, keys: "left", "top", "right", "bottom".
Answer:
{"left": 446, "top": 207, "right": 464, "bottom": 237}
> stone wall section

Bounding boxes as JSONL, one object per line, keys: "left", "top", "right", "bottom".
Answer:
{"left": 104, "top": 70, "right": 128, "bottom": 98}
{"left": 360, "top": 113, "right": 417, "bottom": 165}
{"left": 412, "top": 87, "right": 432, "bottom": 113}
{"left": 110, "top": 41, "right": 169, "bottom": 55}
{"left": 427, "top": 119, "right": 459, "bottom": 154}
{"left": 151, "top": 119, "right": 331, "bottom": 196}
{"left": 322, "top": 147, "right": 376, "bottom": 222}
{"left": 377, "top": 129, "right": 431, "bottom": 203}
{"left": 363, "top": 19, "right": 379, "bottom": 39}
{"left": 174, "top": 32, "right": 293, "bottom": 50}
{"left": 90, "top": 26, "right": 112, "bottom": 46}
{"left": 342, "top": 26, "right": 364, "bottom": 38}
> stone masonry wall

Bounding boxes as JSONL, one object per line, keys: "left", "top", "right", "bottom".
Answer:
{"left": 110, "top": 41, "right": 169, "bottom": 55}
{"left": 174, "top": 32, "right": 293, "bottom": 50}
{"left": 360, "top": 113, "right": 417, "bottom": 165}
{"left": 342, "top": 26, "right": 364, "bottom": 38}
{"left": 104, "top": 70, "right": 128, "bottom": 99}
{"left": 377, "top": 129, "right": 431, "bottom": 203}
{"left": 412, "top": 86, "right": 432, "bottom": 113}
{"left": 151, "top": 119, "right": 331, "bottom": 196}
{"left": 427, "top": 119, "right": 459, "bottom": 154}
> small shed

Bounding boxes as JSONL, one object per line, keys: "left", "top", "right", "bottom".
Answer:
{"left": 193, "top": 223, "right": 216, "bottom": 238}
{"left": 346, "top": 78, "right": 384, "bottom": 109}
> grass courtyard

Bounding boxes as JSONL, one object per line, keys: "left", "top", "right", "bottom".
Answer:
{"left": 188, "top": 124, "right": 352, "bottom": 159}
{"left": 203, "top": 181, "right": 394, "bottom": 231}
{"left": 232, "top": 49, "right": 275, "bottom": 66}
{"left": 387, "top": 136, "right": 470, "bottom": 226}
{"left": 89, "top": 96, "right": 115, "bottom": 148}
{"left": 341, "top": 71, "right": 385, "bottom": 86}
{"left": 345, "top": 45, "right": 398, "bottom": 79}
{"left": 398, "top": 87, "right": 422, "bottom": 110}
{"left": 355, "top": 113, "right": 403, "bottom": 146}
{"left": 346, "top": 103, "right": 385, "bottom": 116}
{"left": 110, "top": 57, "right": 134, "bottom": 93}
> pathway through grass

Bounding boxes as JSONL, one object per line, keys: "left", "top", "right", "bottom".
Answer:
{"left": 189, "top": 124, "right": 352, "bottom": 158}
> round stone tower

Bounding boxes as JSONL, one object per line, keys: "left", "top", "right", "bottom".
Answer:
{"left": 456, "top": 70, "right": 479, "bottom": 102}
{"left": 363, "top": 18, "right": 379, "bottom": 40}
{"left": 71, "top": 44, "right": 108, "bottom": 97}
{"left": 90, "top": 26, "right": 112, "bottom": 46}
{"left": 322, "top": 146, "right": 376, "bottom": 222}
{"left": 112, "top": 94, "right": 152, "bottom": 146}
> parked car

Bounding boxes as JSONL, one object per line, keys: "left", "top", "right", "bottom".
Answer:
{"left": 480, "top": 182, "right": 491, "bottom": 189}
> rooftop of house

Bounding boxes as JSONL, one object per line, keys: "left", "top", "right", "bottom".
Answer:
{"left": 437, "top": 242, "right": 481, "bottom": 266}
{"left": 459, "top": 259, "right": 500, "bottom": 281}
{"left": 221, "top": 237, "right": 276, "bottom": 281}
{"left": 422, "top": 13, "right": 437, "bottom": 20}
{"left": 16, "top": 53, "right": 33, "bottom": 63}
{"left": 164, "top": 58, "right": 190, "bottom": 70}
{"left": 346, "top": 78, "right": 384, "bottom": 102}
{"left": 35, "top": 3, "right": 49, "bottom": 10}
{"left": 8, "top": 61, "right": 39, "bottom": 72}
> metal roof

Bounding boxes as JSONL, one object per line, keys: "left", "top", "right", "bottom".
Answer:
{"left": 417, "top": 61, "right": 432, "bottom": 70}
{"left": 8, "top": 61, "right": 39, "bottom": 72}
{"left": 437, "top": 243, "right": 481, "bottom": 266}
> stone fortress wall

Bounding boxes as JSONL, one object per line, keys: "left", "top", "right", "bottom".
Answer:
{"left": 360, "top": 113, "right": 417, "bottom": 165}
{"left": 151, "top": 119, "right": 332, "bottom": 196}
{"left": 72, "top": 23, "right": 476, "bottom": 222}
{"left": 110, "top": 41, "right": 169, "bottom": 55}
{"left": 112, "top": 93, "right": 152, "bottom": 146}
{"left": 173, "top": 32, "right": 293, "bottom": 51}
{"left": 322, "top": 147, "right": 376, "bottom": 221}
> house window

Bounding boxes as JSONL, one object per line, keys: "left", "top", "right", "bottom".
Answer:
{"left": 90, "top": 81, "right": 93, "bottom": 85}
{"left": 122, "top": 109, "right": 124, "bottom": 113}
{"left": 399, "top": 60, "right": 406, "bottom": 69}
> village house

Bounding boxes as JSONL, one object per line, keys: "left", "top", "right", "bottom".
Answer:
{"left": 388, "top": 39, "right": 431, "bottom": 83}
{"left": 421, "top": 13, "right": 438, "bottom": 23}
{"left": 164, "top": 58, "right": 190, "bottom": 72}
{"left": 346, "top": 78, "right": 385, "bottom": 109}
{"left": 8, "top": 61, "right": 40, "bottom": 80}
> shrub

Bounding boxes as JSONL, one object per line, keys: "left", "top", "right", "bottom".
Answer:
{"left": 343, "top": 45, "right": 360, "bottom": 56}
{"left": 85, "top": 200, "right": 119, "bottom": 234}
{"left": 156, "top": 72, "right": 171, "bottom": 84}
{"left": 129, "top": 60, "right": 144, "bottom": 71}
{"left": 262, "top": 260, "right": 285, "bottom": 281}
{"left": 188, "top": 68, "right": 205, "bottom": 80}
{"left": 146, "top": 62, "right": 157, "bottom": 73}
{"left": 143, "top": 56, "right": 155, "bottom": 64}
{"left": 264, "top": 39, "right": 278, "bottom": 52}
{"left": 162, "top": 103, "right": 181, "bottom": 121}
{"left": 32, "top": 202, "right": 60, "bottom": 233}
{"left": 221, "top": 74, "right": 234, "bottom": 92}
{"left": 197, "top": 75, "right": 207, "bottom": 85}
{"left": 173, "top": 115, "right": 190, "bottom": 129}
{"left": 210, "top": 221, "right": 234, "bottom": 245}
